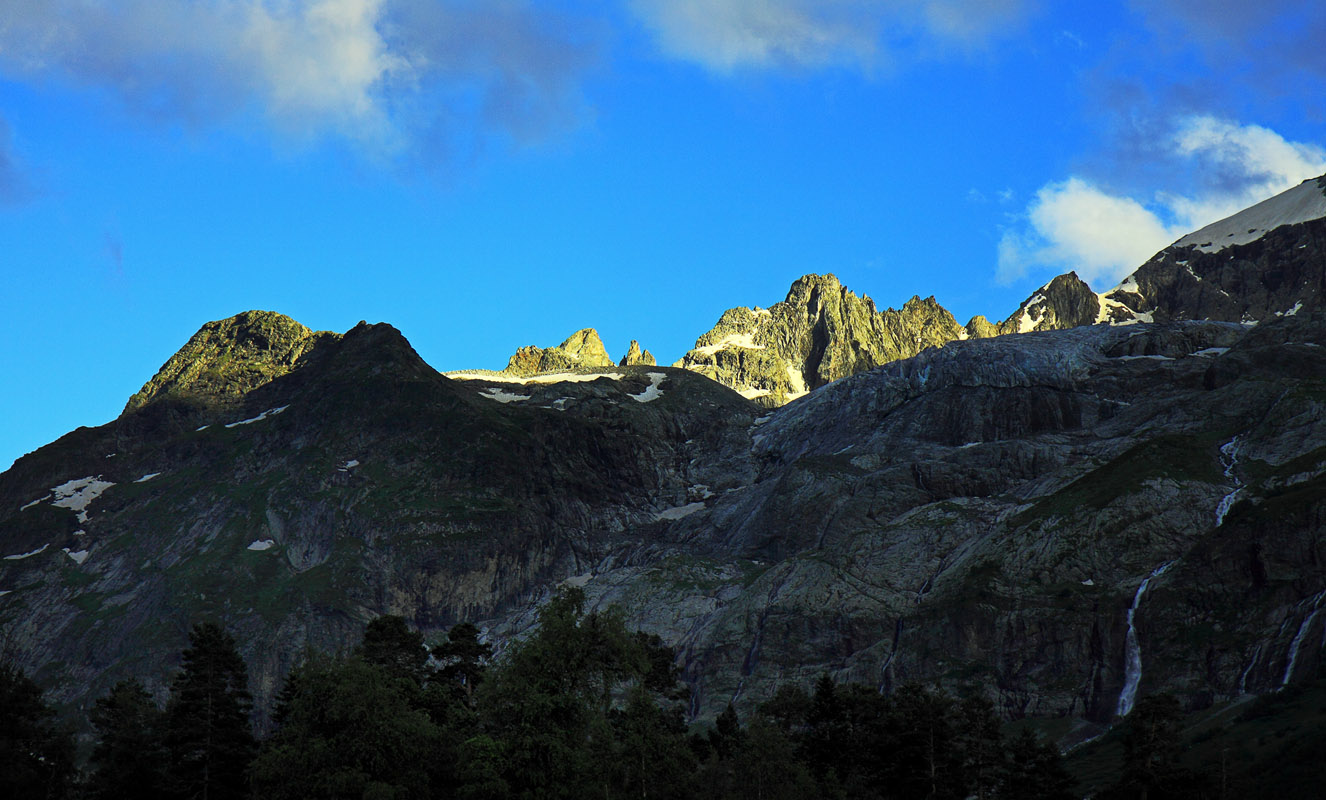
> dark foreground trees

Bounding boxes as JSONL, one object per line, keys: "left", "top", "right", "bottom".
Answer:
{"left": 0, "top": 660, "right": 75, "bottom": 799}
{"left": 9, "top": 592, "right": 1084, "bottom": 800}
{"left": 163, "top": 622, "right": 257, "bottom": 800}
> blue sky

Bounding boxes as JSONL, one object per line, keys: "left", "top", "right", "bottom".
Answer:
{"left": 3, "top": 0, "right": 1326, "bottom": 471}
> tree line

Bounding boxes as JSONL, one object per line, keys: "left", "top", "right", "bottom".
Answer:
{"left": 5, "top": 588, "right": 1085, "bottom": 799}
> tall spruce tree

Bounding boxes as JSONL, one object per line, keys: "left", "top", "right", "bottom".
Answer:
{"left": 89, "top": 678, "right": 167, "bottom": 800}
{"left": 251, "top": 655, "right": 440, "bottom": 800}
{"left": 0, "top": 660, "right": 75, "bottom": 800}
{"left": 163, "top": 622, "right": 255, "bottom": 800}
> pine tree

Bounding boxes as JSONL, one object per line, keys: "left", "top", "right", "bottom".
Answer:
{"left": 434, "top": 621, "right": 492, "bottom": 704}
{"left": 1001, "top": 728, "right": 1076, "bottom": 800}
{"left": 163, "top": 622, "right": 256, "bottom": 800}
{"left": 0, "top": 660, "right": 75, "bottom": 800}
{"left": 358, "top": 615, "right": 430, "bottom": 688}
{"left": 89, "top": 678, "right": 167, "bottom": 800}
{"left": 250, "top": 655, "right": 440, "bottom": 800}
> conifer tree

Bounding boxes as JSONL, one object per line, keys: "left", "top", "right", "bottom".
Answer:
{"left": 358, "top": 614, "right": 429, "bottom": 688}
{"left": 89, "top": 678, "right": 167, "bottom": 800}
{"left": 163, "top": 622, "right": 255, "bottom": 800}
{"left": 251, "top": 655, "right": 439, "bottom": 800}
{"left": 1001, "top": 728, "right": 1076, "bottom": 800}
{"left": 0, "top": 660, "right": 75, "bottom": 800}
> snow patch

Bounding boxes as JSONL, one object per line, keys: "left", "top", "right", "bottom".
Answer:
{"left": 561, "top": 573, "right": 592, "bottom": 588}
{"left": 693, "top": 332, "right": 764, "bottom": 357}
{"left": 134, "top": 472, "right": 161, "bottom": 483}
{"left": 479, "top": 387, "right": 530, "bottom": 404}
{"left": 1174, "top": 179, "right": 1326, "bottom": 253}
{"left": 551, "top": 397, "right": 573, "bottom": 411}
{"left": 1192, "top": 347, "right": 1230, "bottom": 357}
{"left": 343, "top": 460, "right": 359, "bottom": 469}
{"left": 246, "top": 539, "right": 276, "bottom": 551}
{"left": 1017, "top": 294, "right": 1046, "bottom": 333}
{"left": 654, "top": 502, "right": 706, "bottom": 521}
{"left": 1114, "top": 354, "right": 1174, "bottom": 361}
{"left": 51, "top": 476, "right": 116, "bottom": 523}
{"left": 224, "top": 406, "right": 289, "bottom": 428}
{"left": 448, "top": 371, "right": 623, "bottom": 385}
{"left": 1283, "top": 300, "right": 1304, "bottom": 317}
{"left": 196, "top": 425, "right": 210, "bottom": 431}
{"left": 63, "top": 548, "right": 89, "bottom": 565}
{"left": 629, "top": 372, "right": 666, "bottom": 403}
{"left": 20, "top": 495, "right": 51, "bottom": 511}
{"left": 738, "top": 387, "right": 770, "bottom": 400}
{"left": 1081, "top": 578, "right": 1095, "bottom": 586}
{"left": 4, "top": 543, "right": 50, "bottom": 560}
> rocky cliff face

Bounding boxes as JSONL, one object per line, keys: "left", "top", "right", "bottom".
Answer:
{"left": 674, "top": 274, "right": 966, "bottom": 406}
{"left": 620, "top": 340, "right": 656, "bottom": 367}
{"left": 5, "top": 307, "right": 1325, "bottom": 744}
{"left": 504, "top": 328, "right": 616, "bottom": 376}
{"left": 4, "top": 182, "right": 1326, "bottom": 747}
{"left": 123, "top": 310, "right": 337, "bottom": 415}
{"left": 995, "top": 272, "right": 1104, "bottom": 334}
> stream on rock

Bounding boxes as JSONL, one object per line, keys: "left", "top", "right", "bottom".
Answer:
{"left": 1214, "top": 435, "right": 1243, "bottom": 527}
{"left": 1117, "top": 560, "right": 1176, "bottom": 717}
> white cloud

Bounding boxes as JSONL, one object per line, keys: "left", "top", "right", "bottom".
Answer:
{"left": 997, "top": 178, "right": 1185, "bottom": 287}
{"left": 999, "top": 116, "right": 1326, "bottom": 289}
{"left": 1162, "top": 115, "right": 1326, "bottom": 230}
{"left": 628, "top": 0, "right": 1030, "bottom": 72}
{"left": 0, "top": 0, "right": 594, "bottom": 152}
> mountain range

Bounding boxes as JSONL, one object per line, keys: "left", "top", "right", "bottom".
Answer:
{"left": 3, "top": 175, "right": 1326, "bottom": 752}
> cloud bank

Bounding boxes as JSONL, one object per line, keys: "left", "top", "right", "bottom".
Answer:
{"left": 999, "top": 117, "right": 1326, "bottom": 288}
{"left": 627, "top": 0, "right": 1030, "bottom": 71}
{"left": 0, "top": 0, "right": 596, "bottom": 153}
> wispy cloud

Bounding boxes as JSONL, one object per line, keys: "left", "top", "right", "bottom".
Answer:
{"left": 998, "top": 116, "right": 1326, "bottom": 289}
{"left": 0, "top": 116, "right": 34, "bottom": 205}
{"left": 0, "top": 0, "right": 597, "bottom": 154}
{"left": 627, "top": 0, "right": 1031, "bottom": 72}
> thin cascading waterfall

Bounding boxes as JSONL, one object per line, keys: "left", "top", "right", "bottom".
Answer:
{"left": 1238, "top": 644, "right": 1262, "bottom": 695}
{"left": 1281, "top": 591, "right": 1326, "bottom": 687}
{"left": 1116, "top": 561, "right": 1176, "bottom": 717}
{"left": 1214, "top": 436, "right": 1243, "bottom": 527}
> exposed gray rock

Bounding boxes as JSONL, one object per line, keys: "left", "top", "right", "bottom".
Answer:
{"left": 505, "top": 328, "right": 615, "bottom": 376}
{"left": 675, "top": 274, "right": 965, "bottom": 406}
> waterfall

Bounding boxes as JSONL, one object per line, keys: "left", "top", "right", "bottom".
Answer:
{"left": 1214, "top": 436, "right": 1243, "bottom": 526}
{"left": 1116, "top": 561, "right": 1176, "bottom": 717}
{"left": 1238, "top": 644, "right": 1262, "bottom": 695}
{"left": 1214, "top": 436, "right": 1243, "bottom": 527}
{"left": 1282, "top": 592, "right": 1326, "bottom": 687}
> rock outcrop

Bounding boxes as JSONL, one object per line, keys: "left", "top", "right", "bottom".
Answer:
{"left": 620, "top": 340, "right": 656, "bottom": 367}
{"left": 675, "top": 274, "right": 966, "bottom": 406}
{"left": 123, "top": 310, "right": 336, "bottom": 415}
{"left": 995, "top": 272, "right": 1104, "bottom": 334}
{"left": 5, "top": 179, "right": 1326, "bottom": 749}
{"left": 504, "top": 328, "right": 615, "bottom": 376}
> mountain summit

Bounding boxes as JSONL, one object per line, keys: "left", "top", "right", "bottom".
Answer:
{"left": 674, "top": 273, "right": 966, "bottom": 405}
{"left": 3, "top": 180, "right": 1326, "bottom": 753}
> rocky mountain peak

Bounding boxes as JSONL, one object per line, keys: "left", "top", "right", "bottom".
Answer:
{"left": 676, "top": 274, "right": 963, "bottom": 406}
{"left": 995, "top": 272, "right": 1102, "bottom": 335}
{"left": 619, "top": 340, "right": 656, "bottom": 367}
{"left": 123, "top": 310, "right": 336, "bottom": 415}
{"left": 504, "top": 328, "right": 615, "bottom": 377}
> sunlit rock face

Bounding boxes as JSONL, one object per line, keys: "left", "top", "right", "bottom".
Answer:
{"left": 675, "top": 273, "right": 966, "bottom": 407}
{"left": 3, "top": 181, "right": 1326, "bottom": 744}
